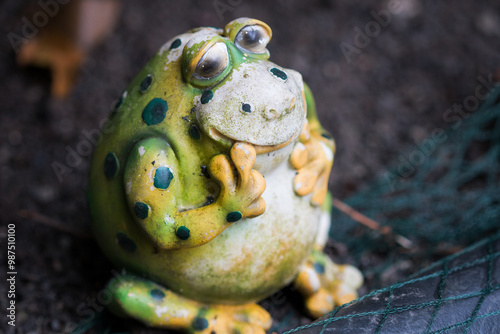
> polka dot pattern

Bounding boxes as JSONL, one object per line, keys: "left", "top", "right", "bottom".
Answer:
{"left": 170, "top": 38, "right": 181, "bottom": 49}
{"left": 201, "top": 90, "right": 213, "bottom": 104}
{"left": 104, "top": 152, "right": 119, "bottom": 179}
{"left": 270, "top": 67, "right": 287, "bottom": 80}
{"left": 142, "top": 98, "right": 168, "bottom": 126}
{"left": 176, "top": 226, "right": 190, "bottom": 240}
{"left": 192, "top": 317, "right": 209, "bottom": 330}
{"left": 140, "top": 74, "right": 153, "bottom": 93}
{"left": 150, "top": 289, "right": 166, "bottom": 300}
{"left": 189, "top": 124, "right": 201, "bottom": 140}
{"left": 154, "top": 167, "right": 173, "bottom": 190}
{"left": 226, "top": 211, "right": 243, "bottom": 222}
{"left": 116, "top": 232, "right": 137, "bottom": 252}
{"left": 134, "top": 202, "right": 149, "bottom": 219}
{"left": 314, "top": 262, "right": 325, "bottom": 274}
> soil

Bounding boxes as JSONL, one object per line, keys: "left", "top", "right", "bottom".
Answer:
{"left": 1, "top": 0, "right": 499, "bottom": 333}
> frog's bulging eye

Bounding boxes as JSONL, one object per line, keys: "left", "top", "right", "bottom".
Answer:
{"left": 235, "top": 25, "right": 270, "bottom": 54}
{"left": 193, "top": 42, "right": 229, "bottom": 80}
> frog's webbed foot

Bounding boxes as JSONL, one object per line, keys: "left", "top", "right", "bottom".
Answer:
{"left": 106, "top": 275, "right": 271, "bottom": 334}
{"left": 290, "top": 122, "right": 335, "bottom": 206}
{"left": 294, "top": 250, "right": 363, "bottom": 318}
{"left": 209, "top": 142, "right": 266, "bottom": 219}
{"left": 193, "top": 303, "right": 271, "bottom": 334}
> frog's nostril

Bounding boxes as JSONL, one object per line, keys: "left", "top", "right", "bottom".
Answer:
{"left": 264, "top": 108, "right": 280, "bottom": 120}
{"left": 262, "top": 96, "right": 296, "bottom": 120}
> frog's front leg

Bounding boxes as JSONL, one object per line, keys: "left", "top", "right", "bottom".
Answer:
{"left": 290, "top": 83, "right": 335, "bottom": 207}
{"left": 125, "top": 138, "right": 265, "bottom": 250}
{"left": 107, "top": 275, "right": 271, "bottom": 333}
{"left": 290, "top": 121, "right": 335, "bottom": 207}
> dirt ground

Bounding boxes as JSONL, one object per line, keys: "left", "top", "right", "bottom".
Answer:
{"left": 1, "top": 0, "right": 500, "bottom": 333}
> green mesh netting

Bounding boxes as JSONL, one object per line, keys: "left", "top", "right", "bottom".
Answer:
{"left": 280, "top": 86, "right": 500, "bottom": 333}
{"left": 284, "top": 231, "right": 500, "bottom": 333}
{"left": 328, "top": 85, "right": 500, "bottom": 290}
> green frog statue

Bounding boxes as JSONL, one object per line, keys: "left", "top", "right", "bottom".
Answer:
{"left": 88, "top": 17, "right": 362, "bottom": 333}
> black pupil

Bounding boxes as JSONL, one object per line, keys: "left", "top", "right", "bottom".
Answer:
{"left": 241, "top": 28, "right": 262, "bottom": 47}
{"left": 198, "top": 57, "right": 219, "bottom": 77}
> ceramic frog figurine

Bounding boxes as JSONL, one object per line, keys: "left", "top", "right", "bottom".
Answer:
{"left": 88, "top": 17, "right": 362, "bottom": 333}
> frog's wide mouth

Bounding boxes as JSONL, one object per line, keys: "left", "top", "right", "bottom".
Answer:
{"left": 208, "top": 127, "right": 297, "bottom": 154}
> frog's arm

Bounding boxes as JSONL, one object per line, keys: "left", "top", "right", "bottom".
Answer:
{"left": 125, "top": 138, "right": 265, "bottom": 250}
{"left": 290, "top": 83, "right": 335, "bottom": 206}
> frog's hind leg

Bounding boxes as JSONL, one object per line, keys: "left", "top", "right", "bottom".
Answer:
{"left": 295, "top": 250, "right": 363, "bottom": 318}
{"left": 293, "top": 193, "right": 363, "bottom": 319}
{"left": 106, "top": 275, "right": 271, "bottom": 333}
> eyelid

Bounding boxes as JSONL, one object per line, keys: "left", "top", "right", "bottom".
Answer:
{"left": 224, "top": 18, "right": 272, "bottom": 44}
{"left": 235, "top": 25, "right": 270, "bottom": 54}
{"left": 193, "top": 42, "right": 229, "bottom": 80}
{"left": 182, "top": 35, "right": 227, "bottom": 83}
{"left": 186, "top": 40, "right": 218, "bottom": 80}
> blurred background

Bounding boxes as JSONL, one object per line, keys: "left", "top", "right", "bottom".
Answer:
{"left": 1, "top": 0, "right": 500, "bottom": 333}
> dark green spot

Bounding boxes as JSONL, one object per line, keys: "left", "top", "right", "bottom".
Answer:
{"left": 314, "top": 262, "right": 325, "bottom": 274}
{"left": 150, "top": 289, "right": 165, "bottom": 300}
{"left": 321, "top": 133, "right": 332, "bottom": 140}
{"left": 270, "top": 67, "right": 287, "bottom": 80}
{"left": 189, "top": 124, "right": 201, "bottom": 140}
{"left": 154, "top": 167, "right": 173, "bottom": 189}
{"left": 134, "top": 202, "right": 149, "bottom": 219}
{"left": 142, "top": 98, "right": 168, "bottom": 126}
{"left": 226, "top": 211, "right": 242, "bottom": 222}
{"left": 201, "top": 165, "right": 210, "bottom": 178}
{"left": 104, "top": 152, "right": 119, "bottom": 179}
{"left": 170, "top": 38, "right": 182, "bottom": 49}
{"left": 201, "top": 90, "right": 213, "bottom": 104}
{"left": 116, "top": 232, "right": 136, "bottom": 252}
{"left": 176, "top": 226, "right": 190, "bottom": 240}
{"left": 242, "top": 103, "right": 252, "bottom": 113}
{"left": 192, "top": 317, "right": 209, "bottom": 331}
{"left": 140, "top": 75, "right": 153, "bottom": 93}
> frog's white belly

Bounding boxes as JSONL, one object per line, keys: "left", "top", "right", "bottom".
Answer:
{"left": 149, "top": 159, "right": 323, "bottom": 304}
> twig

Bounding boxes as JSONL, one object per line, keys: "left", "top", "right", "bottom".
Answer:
{"left": 331, "top": 198, "right": 413, "bottom": 249}
{"left": 18, "top": 210, "right": 92, "bottom": 239}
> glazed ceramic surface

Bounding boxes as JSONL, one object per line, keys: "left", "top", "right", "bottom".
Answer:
{"left": 88, "top": 19, "right": 361, "bottom": 333}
